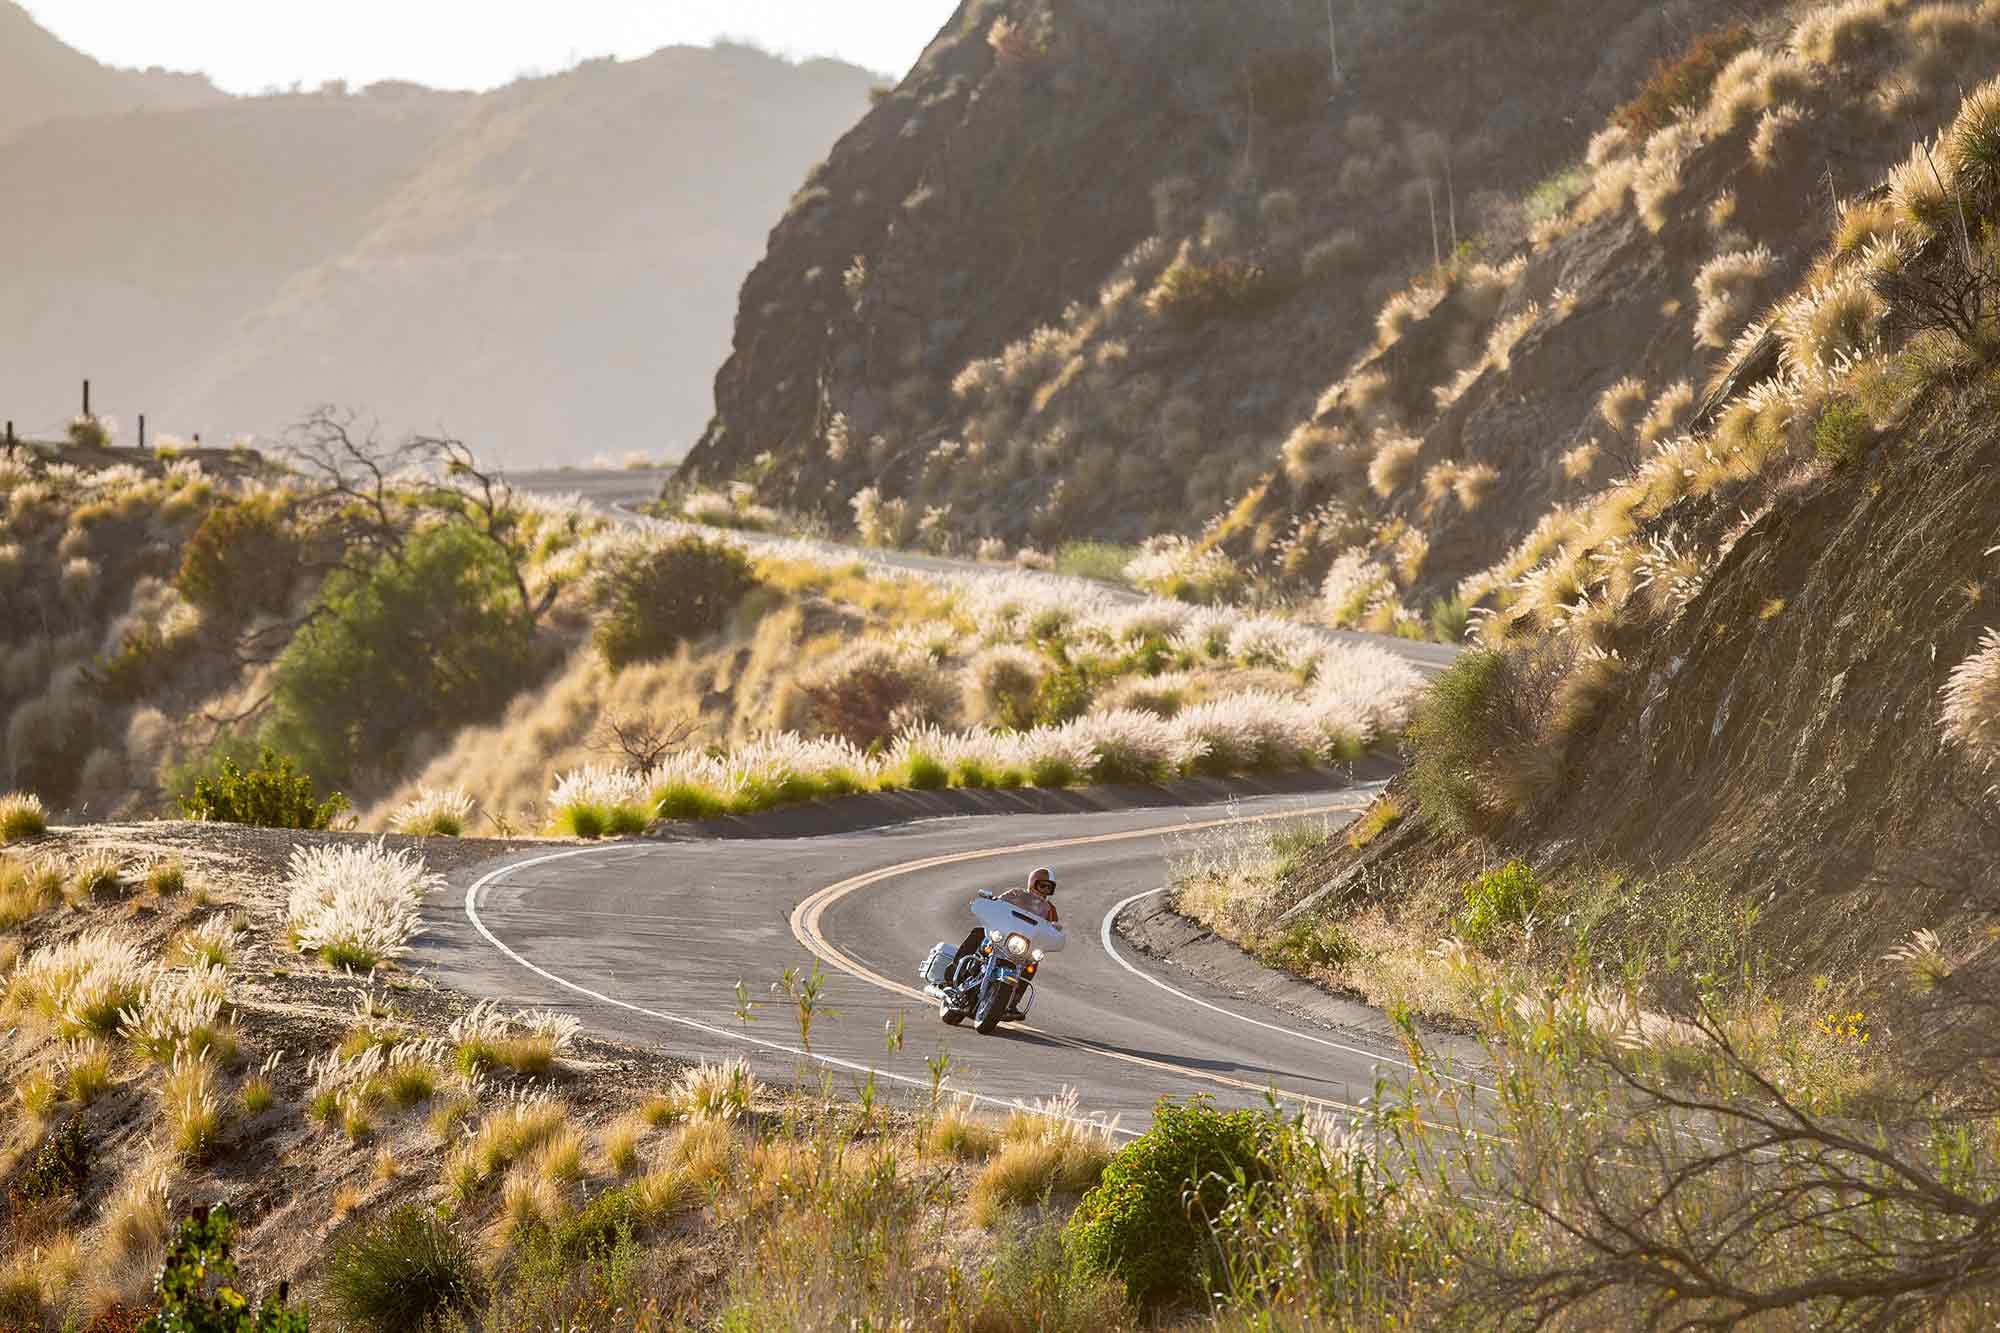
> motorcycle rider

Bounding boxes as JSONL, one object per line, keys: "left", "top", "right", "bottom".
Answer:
{"left": 950, "top": 866, "right": 1059, "bottom": 981}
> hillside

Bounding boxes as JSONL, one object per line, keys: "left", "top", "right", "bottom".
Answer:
{"left": 0, "top": 21, "right": 876, "bottom": 466}
{"left": 677, "top": 0, "right": 1745, "bottom": 548}
{"left": 0, "top": 2, "right": 222, "bottom": 139}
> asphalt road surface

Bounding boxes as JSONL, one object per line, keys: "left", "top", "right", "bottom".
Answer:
{"left": 426, "top": 784, "right": 1484, "bottom": 1133}
{"left": 440, "top": 474, "right": 1468, "bottom": 1130}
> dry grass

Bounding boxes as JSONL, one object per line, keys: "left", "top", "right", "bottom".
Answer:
{"left": 1750, "top": 103, "right": 1809, "bottom": 169}
{"left": 1793, "top": 0, "right": 1900, "bottom": 63}
{"left": 0, "top": 791, "right": 47, "bottom": 844}
{"left": 162, "top": 1052, "right": 222, "bottom": 1160}
{"left": 667, "top": 1115, "right": 738, "bottom": 1188}
{"left": 1560, "top": 442, "right": 1602, "bottom": 484}
{"left": 927, "top": 1106, "right": 1002, "bottom": 1160}
{"left": 967, "top": 1095, "right": 1114, "bottom": 1227}
{"left": 1453, "top": 464, "right": 1500, "bottom": 511}
{"left": 64, "top": 851, "right": 126, "bottom": 906}
{"left": 1942, "top": 627, "right": 2000, "bottom": 764}
{"left": 677, "top": 1056, "right": 757, "bottom": 1122}
{"left": 0, "top": 857, "right": 62, "bottom": 930}
{"left": 1598, "top": 378, "right": 1648, "bottom": 433}
{"left": 1694, "top": 248, "right": 1776, "bottom": 349}
{"left": 1368, "top": 435, "right": 1424, "bottom": 498}
{"left": 464, "top": 1097, "right": 573, "bottom": 1186}
{"left": 602, "top": 1114, "right": 647, "bottom": 1175}
{"left": 1637, "top": 382, "right": 1696, "bottom": 448}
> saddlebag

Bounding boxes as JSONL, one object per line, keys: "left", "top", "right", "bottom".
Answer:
{"left": 919, "top": 942, "right": 957, "bottom": 988}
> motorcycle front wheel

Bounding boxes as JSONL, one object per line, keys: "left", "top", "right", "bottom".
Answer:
{"left": 974, "top": 980, "right": 1007, "bottom": 1034}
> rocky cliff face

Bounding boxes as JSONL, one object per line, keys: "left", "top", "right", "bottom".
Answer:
{"left": 682, "top": 0, "right": 1744, "bottom": 547}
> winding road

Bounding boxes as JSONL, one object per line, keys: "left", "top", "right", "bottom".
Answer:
{"left": 424, "top": 472, "right": 1465, "bottom": 1131}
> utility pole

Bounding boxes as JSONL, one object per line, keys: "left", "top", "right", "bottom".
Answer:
{"left": 1426, "top": 179, "right": 1441, "bottom": 271}
{"left": 138, "top": 414, "right": 146, "bottom": 453}
{"left": 81, "top": 379, "right": 91, "bottom": 419}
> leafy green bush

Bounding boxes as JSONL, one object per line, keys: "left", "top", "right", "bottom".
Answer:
{"left": 1405, "top": 647, "right": 1565, "bottom": 836}
{"left": 270, "top": 523, "right": 536, "bottom": 783}
{"left": 593, "top": 535, "right": 759, "bottom": 670}
{"left": 1065, "top": 1098, "right": 1282, "bottom": 1307}
{"left": 1813, "top": 397, "right": 1872, "bottom": 465}
{"left": 180, "top": 747, "right": 348, "bottom": 830}
{"left": 175, "top": 496, "right": 297, "bottom": 617}
{"left": 10, "top": 1116, "right": 89, "bottom": 1204}
{"left": 1033, "top": 663, "right": 1095, "bottom": 727}
{"left": 323, "top": 1204, "right": 481, "bottom": 1333}
{"left": 142, "top": 1204, "right": 309, "bottom": 1333}
{"left": 1457, "top": 860, "right": 1544, "bottom": 952}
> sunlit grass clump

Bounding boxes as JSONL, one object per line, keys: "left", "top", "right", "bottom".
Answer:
{"left": 0, "top": 792, "right": 47, "bottom": 844}
{"left": 285, "top": 840, "right": 444, "bottom": 971}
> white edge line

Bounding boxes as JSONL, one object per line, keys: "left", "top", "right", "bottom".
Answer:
{"left": 1100, "top": 886, "right": 1494, "bottom": 1096}
{"left": 462, "top": 846, "right": 1142, "bottom": 1138}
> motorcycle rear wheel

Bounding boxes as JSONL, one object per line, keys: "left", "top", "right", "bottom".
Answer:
{"left": 940, "top": 1004, "right": 966, "bottom": 1026}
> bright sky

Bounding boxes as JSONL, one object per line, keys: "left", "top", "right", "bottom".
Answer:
{"left": 21, "top": 1, "right": 957, "bottom": 91}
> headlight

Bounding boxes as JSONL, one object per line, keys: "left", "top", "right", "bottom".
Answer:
{"left": 1005, "top": 933, "right": 1031, "bottom": 959}
{"left": 1032, "top": 947, "right": 1045, "bottom": 962}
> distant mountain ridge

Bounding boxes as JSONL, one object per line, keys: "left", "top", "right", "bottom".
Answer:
{"left": 0, "top": 2, "right": 223, "bottom": 138}
{"left": 0, "top": 9, "right": 878, "bottom": 465}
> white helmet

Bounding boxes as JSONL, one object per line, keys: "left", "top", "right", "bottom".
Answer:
{"left": 1027, "top": 866, "right": 1056, "bottom": 896}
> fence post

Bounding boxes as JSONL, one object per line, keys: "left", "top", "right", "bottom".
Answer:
{"left": 82, "top": 379, "right": 91, "bottom": 419}
{"left": 139, "top": 413, "right": 147, "bottom": 453}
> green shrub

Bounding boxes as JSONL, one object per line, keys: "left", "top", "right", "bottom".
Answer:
{"left": 11, "top": 1116, "right": 89, "bottom": 1204}
{"left": 143, "top": 1204, "right": 309, "bottom": 1333}
{"left": 1525, "top": 162, "right": 1590, "bottom": 223}
{"left": 67, "top": 416, "right": 109, "bottom": 449}
{"left": 652, "top": 783, "right": 729, "bottom": 821}
{"left": 1033, "top": 665, "right": 1094, "bottom": 727}
{"left": 1456, "top": 859, "right": 1544, "bottom": 952}
{"left": 593, "top": 535, "right": 759, "bottom": 670}
{"left": 1612, "top": 23, "right": 1753, "bottom": 138}
{"left": 1052, "top": 542, "right": 1139, "bottom": 583}
{"left": 180, "top": 747, "right": 348, "bottom": 830}
{"left": 1028, "top": 751, "right": 1084, "bottom": 788}
{"left": 323, "top": 1204, "right": 481, "bottom": 1333}
{"left": 1405, "top": 647, "right": 1565, "bottom": 836}
{"left": 974, "top": 1214, "right": 1132, "bottom": 1330}
{"left": 1269, "top": 918, "right": 1359, "bottom": 972}
{"left": 1813, "top": 397, "right": 1872, "bottom": 465}
{"left": 270, "top": 523, "right": 536, "bottom": 783}
{"left": 175, "top": 497, "right": 297, "bottom": 617}
{"left": 1427, "top": 596, "right": 1472, "bottom": 644}
{"left": 1064, "top": 1098, "right": 1282, "bottom": 1308}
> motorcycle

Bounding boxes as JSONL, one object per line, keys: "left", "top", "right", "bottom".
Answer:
{"left": 917, "top": 891, "right": 1065, "bottom": 1034}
